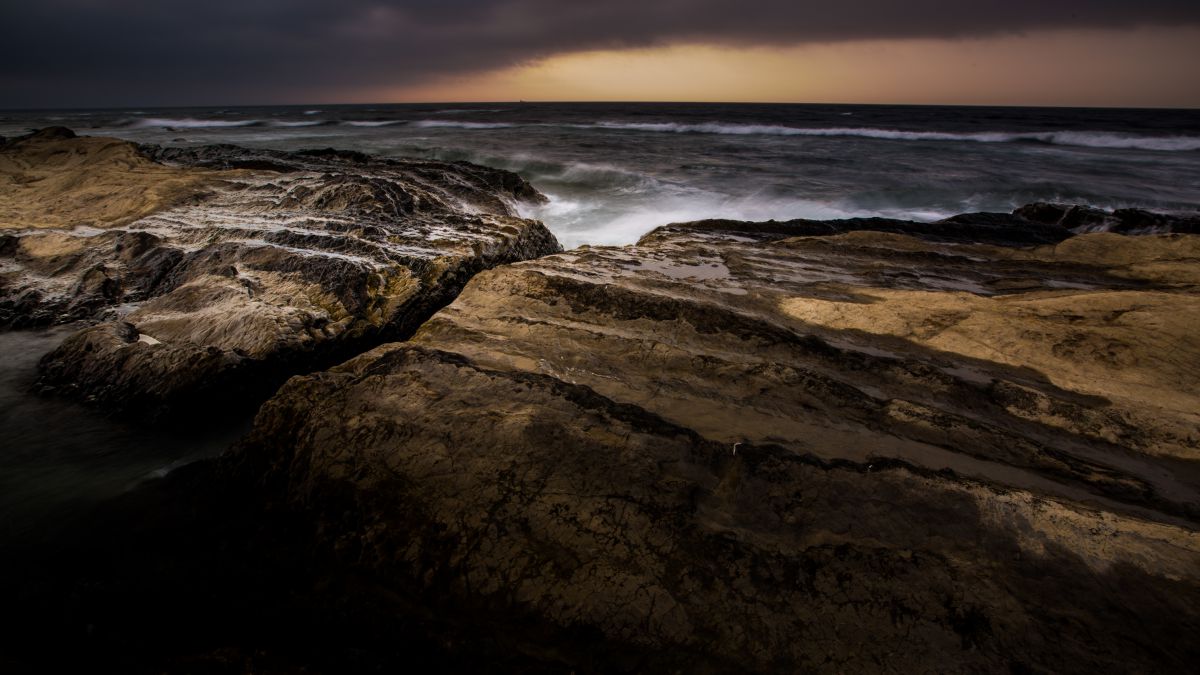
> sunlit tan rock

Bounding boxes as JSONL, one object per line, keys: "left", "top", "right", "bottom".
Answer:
{"left": 236, "top": 216, "right": 1200, "bottom": 672}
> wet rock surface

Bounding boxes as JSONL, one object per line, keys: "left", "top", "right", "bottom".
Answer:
{"left": 3, "top": 130, "right": 1200, "bottom": 672}
{"left": 0, "top": 129, "right": 558, "bottom": 418}
{"left": 215, "top": 219, "right": 1199, "bottom": 671}
{"left": 1015, "top": 201, "right": 1200, "bottom": 234}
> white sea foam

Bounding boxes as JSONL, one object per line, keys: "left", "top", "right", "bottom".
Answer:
{"left": 526, "top": 159, "right": 657, "bottom": 187}
{"left": 303, "top": 109, "right": 322, "bottom": 115}
{"left": 1038, "top": 131, "right": 1200, "bottom": 151}
{"left": 131, "top": 117, "right": 260, "bottom": 128}
{"left": 577, "top": 122, "right": 1200, "bottom": 151}
{"left": 496, "top": 152, "right": 972, "bottom": 249}
{"left": 119, "top": 114, "right": 1200, "bottom": 152}
{"left": 518, "top": 184, "right": 959, "bottom": 250}
{"left": 411, "top": 120, "right": 514, "bottom": 130}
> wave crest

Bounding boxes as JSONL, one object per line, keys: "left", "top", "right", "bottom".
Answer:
{"left": 130, "top": 117, "right": 260, "bottom": 129}
{"left": 411, "top": 120, "right": 514, "bottom": 130}
{"left": 114, "top": 116, "right": 1199, "bottom": 151}
{"left": 585, "top": 122, "right": 1200, "bottom": 151}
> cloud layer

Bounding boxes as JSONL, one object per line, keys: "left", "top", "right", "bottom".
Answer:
{"left": 3, "top": 1, "right": 1198, "bottom": 106}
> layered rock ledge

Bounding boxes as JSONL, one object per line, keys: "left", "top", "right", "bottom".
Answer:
{"left": 0, "top": 128, "right": 559, "bottom": 418}
{"left": 231, "top": 217, "right": 1200, "bottom": 671}
{"left": 5, "top": 127, "right": 1200, "bottom": 671}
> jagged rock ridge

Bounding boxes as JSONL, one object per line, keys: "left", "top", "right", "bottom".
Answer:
{"left": 0, "top": 128, "right": 560, "bottom": 418}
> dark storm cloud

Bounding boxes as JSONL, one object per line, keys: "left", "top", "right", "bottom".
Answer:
{"left": 2, "top": 0, "right": 1198, "bottom": 106}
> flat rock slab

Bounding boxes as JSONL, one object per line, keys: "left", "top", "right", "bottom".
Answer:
{"left": 0, "top": 129, "right": 559, "bottom": 418}
{"left": 237, "top": 219, "right": 1200, "bottom": 672}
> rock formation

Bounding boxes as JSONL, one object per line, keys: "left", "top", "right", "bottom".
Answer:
{"left": 3, "top": 129, "right": 1199, "bottom": 672}
{"left": 0, "top": 129, "right": 559, "bottom": 418}
{"left": 1015, "top": 201, "right": 1200, "bottom": 234}
{"left": 233, "top": 217, "right": 1200, "bottom": 672}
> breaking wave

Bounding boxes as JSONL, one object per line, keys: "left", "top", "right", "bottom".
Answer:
{"left": 115, "top": 116, "right": 1200, "bottom": 151}
{"left": 581, "top": 122, "right": 1200, "bottom": 151}
{"left": 517, "top": 185, "right": 962, "bottom": 250}
{"left": 410, "top": 120, "right": 515, "bottom": 130}
{"left": 128, "top": 117, "right": 335, "bottom": 130}
{"left": 130, "top": 117, "right": 260, "bottom": 128}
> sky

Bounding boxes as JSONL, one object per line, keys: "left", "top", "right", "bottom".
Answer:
{"left": 2, "top": 1, "right": 1198, "bottom": 109}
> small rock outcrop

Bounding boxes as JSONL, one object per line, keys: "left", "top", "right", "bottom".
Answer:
{"left": 232, "top": 218, "right": 1200, "bottom": 672}
{"left": 1015, "top": 201, "right": 1200, "bottom": 234}
{"left": 0, "top": 130, "right": 559, "bottom": 418}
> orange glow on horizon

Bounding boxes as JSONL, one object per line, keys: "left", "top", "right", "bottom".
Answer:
{"left": 353, "top": 28, "right": 1200, "bottom": 108}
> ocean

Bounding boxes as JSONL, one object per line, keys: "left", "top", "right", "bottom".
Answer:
{"left": 3, "top": 102, "right": 1198, "bottom": 248}
{"left": 1, "top": 102, "right": 1198, "bottom": 540}
{"left": 0, "top": 329, "right": 250, "bottom": 545}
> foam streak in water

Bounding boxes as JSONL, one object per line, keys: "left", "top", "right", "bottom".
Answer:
{"left": 131, "top": 117, "right": 260, "bottom": 129}
{"left": 411, "top": 120, "right": 515, "bottom": 130}
{"left": 582, "top": 122, "right": 1200, "bottom": 151}
{"left": 365, "top": 117, "right": 1200, "bottom": 151}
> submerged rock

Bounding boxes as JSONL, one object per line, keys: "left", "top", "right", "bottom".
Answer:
{"left": 0, "top": 129, "right": 559, "bottom": 418}
{"left": 231, "top": 219, "right": 1200, "bottom": 672}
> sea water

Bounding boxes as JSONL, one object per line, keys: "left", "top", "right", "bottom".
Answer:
{"left": 3, "top": 102, "right": 1197, "bottom": 248}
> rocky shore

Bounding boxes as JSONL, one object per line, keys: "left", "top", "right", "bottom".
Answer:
{"left": 2, "top": 130, "right": 1198, "bottom": 673}
{"left": 1, "top": 128, "right": 558, "bottom": 419}
{"left": 231, "top": 217, "right": 1200, "bottom": 672}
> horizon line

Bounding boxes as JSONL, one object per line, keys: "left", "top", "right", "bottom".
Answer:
{"left": 2, "top": 100, "right": 1199, "bottom": 113}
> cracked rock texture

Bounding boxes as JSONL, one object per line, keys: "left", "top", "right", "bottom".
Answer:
{"left": 0, "top": 129, "right": 559, "bottom": 418}
{"left": 5, "top": 126, "right": 1200, "bottom": 672}
{"left": 235, "top": 217, "right": 1200, "bottom": 672}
